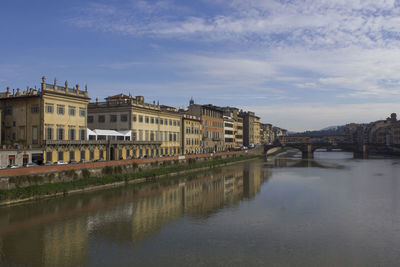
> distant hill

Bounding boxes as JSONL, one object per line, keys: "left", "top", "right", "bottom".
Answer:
{"left": 291, "top": 125, "right": 346, "bottom": 136}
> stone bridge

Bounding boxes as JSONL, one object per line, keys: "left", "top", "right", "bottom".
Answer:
{"left": 264, "top": 135, "right": 361, "bottom": 158}
{"left": 265, "top": 135, "right": 400, "bottom": 158}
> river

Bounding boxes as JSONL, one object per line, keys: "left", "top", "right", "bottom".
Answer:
{"left": 1, "top": 151, "right": 400, "bottom": 266}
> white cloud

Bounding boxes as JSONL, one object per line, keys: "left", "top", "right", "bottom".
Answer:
{"left": 68, "top": 0, "right": 400, "bottom": 48}
{"left": 245, "top": 102, "right": 400, "bottom": 132}
{"left": 66, "top": 0, "right": 400, "bottom": 129}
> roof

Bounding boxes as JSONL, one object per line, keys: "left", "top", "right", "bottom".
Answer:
{"left": 105, "top": 93, "right": 131, "bottom": 100}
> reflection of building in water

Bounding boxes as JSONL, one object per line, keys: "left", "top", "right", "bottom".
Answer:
{"left": 87, "top": 164, "right": 267, "bottom": 245}
{"left": 243, "top": 162, "right": 264, "bottom": 199}
{"left": 0, "top": 217, "right": 88, "bottom": 267}
{"left": 0, "top": 162, "right": 268, "bottom": 266}
{"left": 183, "top": 174, "right": 225, "bottom": 217}
{"left": 130, "top": 185, "right": 184, "bottom": 242}
{"left": 43, "top": 218, "right": 88, "bottom": 267}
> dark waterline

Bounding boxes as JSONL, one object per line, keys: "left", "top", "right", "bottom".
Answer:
{"left": 1, "top": 152, "right": 400, "bottom": 266}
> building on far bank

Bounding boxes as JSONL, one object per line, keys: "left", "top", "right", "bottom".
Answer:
{"left": 221, "top": 107, "right": 243, "bottom": 149}
{"left": 181, "top": 113, "right": 202, "bottom": 154}
{"left": 223, "top": 116, "right": 235, "bottom": 150}
{"left": 0, "top": 76, "right": 92, "bottom": 165}
{"left": 239, "top": 111, "right": 261, "bottom": 147}
{"left": 88, "top": 94, "right": 181, "bottom": 158}
{"left": 187, "top": 99, "right": 224, "bottom": 153}
{"left": 359, "top": 113, "right": 400, "bottom": 146}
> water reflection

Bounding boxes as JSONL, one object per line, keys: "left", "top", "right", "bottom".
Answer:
{"left": 0, "top": 161, "right": 268, "bottom": 267}
{"left": 265, "top": 155, "right": 347, "bottom": 169}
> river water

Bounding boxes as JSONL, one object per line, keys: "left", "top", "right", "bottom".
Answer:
{"left": 1, "top": 151, "right": 400, "bottom": 266}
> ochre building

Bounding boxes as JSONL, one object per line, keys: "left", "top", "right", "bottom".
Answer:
{"left": 0, "top": 76, "right": 92, "bottom": 164}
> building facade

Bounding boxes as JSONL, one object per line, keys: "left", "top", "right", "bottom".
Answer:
{"left": 239, "top": 111, "right": 261, "bottom": 147}
{"left": 88, "top": 94, "right": 181, "bottom": 158}
{"left": 187, "top": 100, "right": 224, "bottom": 153}
{"left": 181, "top": 114, "right": 202, "bottom": 154}
{"left": 0, "top": 77, "right": 93, "bottom": 165}
{"left": 223, "top": 116, "right": 235, "bottom": 150}
{"left": 222, "top": 107, "right": 243, "bottom": 148}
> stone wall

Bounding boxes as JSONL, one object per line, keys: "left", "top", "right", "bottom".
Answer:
{"left": 0, "top": 150, "right": 260, "bottom": 190}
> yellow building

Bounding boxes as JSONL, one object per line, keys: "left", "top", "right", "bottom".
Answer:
{"left": 181, "top": 114, "right": 202, "bottom": 154}
{"left": 0, "top": 76, "right": 94, "bottom": 164}
{"left": 88, "top": 94, "right": 181, "bottom": 158}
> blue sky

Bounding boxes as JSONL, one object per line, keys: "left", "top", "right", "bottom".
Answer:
{"left": 1, "top": 0, "right": 400, "bottom": 131}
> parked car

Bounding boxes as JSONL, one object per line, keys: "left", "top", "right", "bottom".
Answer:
{"left": 69, "top": 160, "right": 78, "bottom": 164}
{"left": 24, "top": 162, "right": 38, "bottom": 167}
{"left": 55, "top": 160, "right": 68, "bottom": 165}
{"left": 43, "top": 161, "right": 53, "bottom": 166}
{"left": 8, "top": 164, "right": 21, "bottom": 169}
{"left": 80, "top": 160, "right": 88, "bottom": 164}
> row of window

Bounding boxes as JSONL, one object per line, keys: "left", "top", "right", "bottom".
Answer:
{"left": 201, "top": 108, "right": 223, "bottom": 118}
{"left": 45, "top": 103, "right": 86, "bottom": 117}
{"left": 185, "top": 127, "right": 201, "bottom": 134}
{"left": 133, "top": 114, "right": 180, "bottom": 126}
{"left": 132, "top": 130, "right": 180, "bottom": 142}
{"left": 45, "top": 127, "right": 86, "bottom": 141}
{"left": 203, "top": 131, "right": 223, "bottom": 139}
{"left": 185, "top": 139, "right": 201, "bottom": 145}
{"left": 203, "top": 120, "right": 223, "bottom": 128}
{"left": 88, "top": 114, "right": 128, "bottom": 123}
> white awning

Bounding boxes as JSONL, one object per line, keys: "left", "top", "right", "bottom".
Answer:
{"left": 87, "top": 129, "right": 132, "bottom": 137}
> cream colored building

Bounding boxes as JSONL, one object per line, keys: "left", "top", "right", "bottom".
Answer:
{"left": 222, "top": 107, "right": 243, "bottom": 148}
{"left": 181, "top": 113, "right": 202, "bottom": 154}
{"left": 223, "top": 116, "right": 235, "bottom": 150}
{"left": 0, "top": 76, "right": 93, "bottom": 164}
{"left": 239, "top": 111, "right": 261, "bottom": 146}
{"left": 88, "top": 94, "right": 181, "bottom": 158}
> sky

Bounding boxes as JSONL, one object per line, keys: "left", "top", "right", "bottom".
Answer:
{"left": 1, "top": 0, "right": 400, "bottom": 131}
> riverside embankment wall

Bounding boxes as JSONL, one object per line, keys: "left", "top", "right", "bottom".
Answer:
{"left": 0, "top": 149, "right": 263, "bottom": 190}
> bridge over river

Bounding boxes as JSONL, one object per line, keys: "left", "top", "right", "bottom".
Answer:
{"left": 264, "top": 135, "right": 400, "bottom": 158}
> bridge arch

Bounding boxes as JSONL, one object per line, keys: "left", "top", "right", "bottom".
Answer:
{"left": 264, "top": 142, "right": 362, "bottom": 159}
